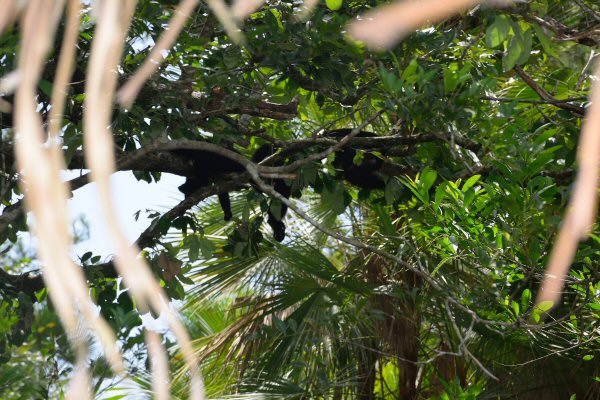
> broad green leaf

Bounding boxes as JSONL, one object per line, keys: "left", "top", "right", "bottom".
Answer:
{"left": 461, "top": 175, "right": 481, "bottom": 192}
{"left": 401, "top": 59, "right": 419, "bottom": 83}
{"left": 198, "top": 237, "right": 215, "bottom": 258}
{"left": 188, "top": 235, "right": 200, "bottom": 262}
{"left": 326, "top": 0, "right": 342, "bottom": 11}
{"left": 379, "top": 66, "right": 402, "bottom": 94}
{"left": 533, "top": 23, "right": 558, "bottom": 57}
{"left": 511, "top": 300, "right": 520, "bottom": 316}
{"left": 353, "top": 150, "right": 365, "bottom": 165}
{"left": 531, "top": 300, "right": 554, "bottom": 322}
{"left": 321, "top": 184, "right": 346, "bottom": 215}
{"left": 420, "top": 167, "right": 437, "bottom": 192}
{"left": 515, "top": 28, "right": 533, "bottom": 65}
{"left": 486, "top": 16, "right": 510, "bottom": 48}
{"left": 444, "top": 63, "right": 458, "bottom": 93}
{"left": 503, "top": 35, "right": 523, "bottom": 71}
{"left": 434, "top": 182, "right": 448, "bottom": 209}
{"left": 526, "top": 146, "right": 561, "bottom": 175}
{"left": 463, "top": 188, "right": 475, "bottom": 208}
{"left": 399, "top": 177, "right": 428, "bottom": 204}
{"left": 38, "top": 79, "right": 53, "bottom": 97}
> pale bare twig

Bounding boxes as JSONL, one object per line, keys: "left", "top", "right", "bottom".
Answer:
{"left": 146, "top": 331, "right": 171, "bottom": 400}
{"left": 296, "top": 0, "right": 319, "bottom": 22}
{"left": 231, "top": 0, "right": 265, "bottom": 21}
{"left": 48, "top": 0, "right": 81, "bottom": 138}
{"left": 118, "top": 0, "right": 200, "bottom": 108}
{"left": 347, "top": 0, "right": 483, "bottom": 50}
{"left": 14, "top": 2, "right": 122, "bottom": 398}
{"left": 0, "top": 0, "right": 21, "bottom": 36}
{"left": 536, "top": 62, "right": 600, "bottom": 308}
{"left": 83, "top": 1, "right": 204, "bottom": 397}
{"left": 206, "top": 0, "right": 244, "bottom": 45}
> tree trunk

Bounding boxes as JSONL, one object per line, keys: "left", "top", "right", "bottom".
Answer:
{"left": 365, "top": 254, "right": 421, "bottom": 400}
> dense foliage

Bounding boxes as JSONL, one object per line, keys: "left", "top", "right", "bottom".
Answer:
{"left": 1, "top": 0, "right": 600, "bottom": 398}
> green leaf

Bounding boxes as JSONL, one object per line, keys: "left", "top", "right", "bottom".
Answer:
{"left": 486, "top": 16, "right": 510, "bottom": 48}
{"left": 420, "top": 167, "right": 437, "bottom": 192}
{"left": 325, "top": 0, "right": 342, "bottom": 11}
{"left": 444, "top": 63, "right": 458, "bottom": 93}
{"left": 384, "top": 179, "right": 398, "bottom": 205}
{"left": 353, "top": 151, "right": 365, "bottom": 166}
{"left": 38, "top": 79, "right": 53, "bottom": 97}
{"left": 536, "top": 300, "right": 554, "bottom": 312}
{"left": 379, "top": 66, "right": 402, "bottom": 94}
{"left": 463, "top": 188, "right": 475, "bottom": 208}
{"left": 532, "top": 24, "right": 557, "bottom": 57}
{"left": 81, "top": 251, "right": 93, "bottom": 263}
{"left": 526, "top": 146, "right": 561, "bottom": 176}
{"left": 461, "top": 175, "right": 481, "bottom": 192}
{"left": 503, "top": 34, "right": 523, "bottom": 71}
{"left": 321, "top": 184, "right": 346, "bottom": 215}
{"left": 521, "top": 289, "right": 531, "bottom": 309}
{"left": 400, "top": 177, "right": 428, "bottom": 204}
{"left": 515, "top": 28, "right": 533, "bottom": 66}
{"left": 531, "top": 300, "right": 554, "bottom": 322}
{"left": 401, "top": 59, "right": 418, "bottom": 83}
{"left": 511, "top": 300, "right": 520, "bottom": 316}
{"left": 434, "top": 182, "right": 447, "bottom": 209}
{"left": 188, "top": 235, "right": 200, "bottom": 262}
{"left": 198, "top": 237, "right": 215, "bottom": 258}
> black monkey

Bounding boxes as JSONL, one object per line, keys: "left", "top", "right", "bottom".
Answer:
{"left": 175, "top": 144, "right": 291, "bottom": 242}
{"left": 324, "top": 129, "right": 387, "bottom": 190}
{"left": 175, "top": 129, "right": 389, "bottom": 241}
{"left": 175, "top": 148, "right": 244, "bottom": 221}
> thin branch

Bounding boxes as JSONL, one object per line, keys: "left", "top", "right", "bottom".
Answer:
{"left": 513, "top": 65, "right": 585, "bottom": 116}
{"left": 573, "top": 0, "right": 600, "bottom": 23}
{"left": 522, "top": 14, "right": 600, "bottom": 47}
{"left": 481, "top": 95, "right": 587, "bottom": 105}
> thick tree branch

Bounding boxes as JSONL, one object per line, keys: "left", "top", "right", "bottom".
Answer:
{"left": 0, "top": 170, "right": 252, "bottom": 297}
{"left": 0, "top": 127, "right": 483, "bottom": 235}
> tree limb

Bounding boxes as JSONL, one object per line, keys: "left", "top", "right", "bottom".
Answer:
{"left": 513, "top": 65, "right": 585, "bottom": 116}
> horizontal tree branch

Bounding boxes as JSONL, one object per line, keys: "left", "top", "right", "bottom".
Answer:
{"left": 0, "top": 128, "right": 482, "bottom": 236}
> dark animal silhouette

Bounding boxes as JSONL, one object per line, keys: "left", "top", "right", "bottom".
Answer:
{"left": 175, "top": 144, "right": 290, "bottom": 242}
{"left": 175, "top": 130, "right": 388, "bottom": 241}
{"left": 324, "top": 129, "right": 386, "bottom": 190}
{"left": 176, "top": 149, "right": 244, "bottom": 221}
